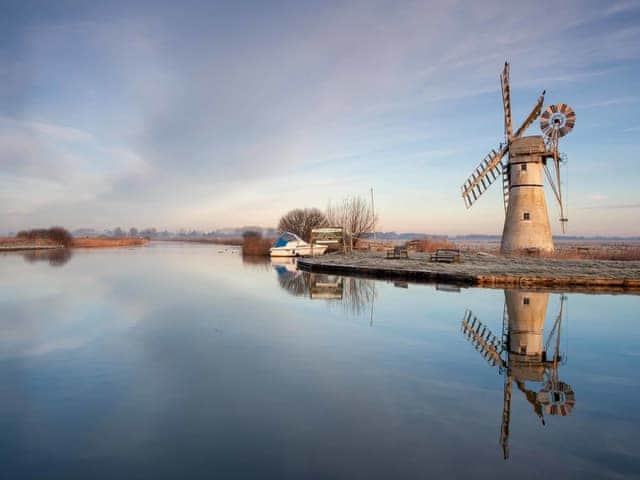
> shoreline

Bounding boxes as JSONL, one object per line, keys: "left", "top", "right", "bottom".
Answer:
{"left": 0, "top": 237, "right": 150, "bottom": 251}
{"left": 0, "top": 245, "right": 63, "bottom": 252}
{"left": 298, "top": 252, "right": 640, "bottom": 294}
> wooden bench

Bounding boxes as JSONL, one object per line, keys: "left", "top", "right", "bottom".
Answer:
{"left": 430, "top": 248, "right": 461, "bottom": 263}
{"left": 386, "top": 246, "right": 409, "bottom": 259}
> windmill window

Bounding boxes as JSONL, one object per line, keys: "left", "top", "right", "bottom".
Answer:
{"left": 523, "top": 297, "right": 530, "bottom": 305}
{"left": 521, "top": 164, "right": 527, "bottom": 171}
{"left": 520, "top": 345, "right": 527, "bottom": 354}
{"left": 523, "top": 212, "right": 530, "bottom": 220}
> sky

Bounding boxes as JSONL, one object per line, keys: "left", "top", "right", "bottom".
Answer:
{"left": 1, "top": 0, "right": 639, "bottom": 236}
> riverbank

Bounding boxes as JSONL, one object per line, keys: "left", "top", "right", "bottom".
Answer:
{"left": 0, "top": 237, "right": 149, "bottom": 251}
{"left": 298, "top": 252, "right": 640, "bottom": 293}
{"left": 0, "top": 238, "right": 61, "bottom": 251}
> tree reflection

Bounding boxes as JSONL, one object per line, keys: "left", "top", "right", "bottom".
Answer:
{"left": 341, "top": 277, "right": 376, "bottom": 317}
{"left": 273, "top": 260, "right": 377, "bottom": 318}
{"left": 22, "top": 248, "right": 73, "bottom": 267}
{"left": 241, "top": 255, "right": 271, "bottom": 271}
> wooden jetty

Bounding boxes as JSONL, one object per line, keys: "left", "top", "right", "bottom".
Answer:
{"left": 298, "top": 252, "right": 640, "bottom": 293}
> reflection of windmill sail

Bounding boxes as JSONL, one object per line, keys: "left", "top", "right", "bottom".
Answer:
{"left": 460, "top": 291, "right": 575, "bottom": 460}
{"left": 461, "top": 310, "right": 504, "bottom": 368}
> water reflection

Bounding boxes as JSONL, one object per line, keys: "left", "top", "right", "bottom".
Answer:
{"left": 21, "top": 248, "right": 73, "bottom": 266}
{"left": 2, "top": 243, "right": 639, "bottom": 478}
{"left": 272, "top": 259, "right": 377, "bottom": 318}
{"left": 462, "top": 290, "right": 575, "bottom": 460}
{"left": 241, "top": 254, "right": 271, "bottom": 271}
{"left": 272, "top": 258, "right": 310, "bottom": 297}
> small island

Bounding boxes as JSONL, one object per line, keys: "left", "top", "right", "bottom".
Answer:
{"left": 0, "top": 227, "right": 149, "bottom": 251}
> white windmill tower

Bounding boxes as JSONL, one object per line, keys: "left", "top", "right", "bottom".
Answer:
{"left": 461, "top": 62, "right": 576, "bottom": 255}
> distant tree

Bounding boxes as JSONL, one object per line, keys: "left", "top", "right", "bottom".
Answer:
{"left": 141, "top": 227, "right": 157, "bottom": 238}
{"left": 113, "top": 227, "right": 125, "bottom": 238}
{"left": 129, "top": 227, "right": 139, "bottom": 238}
{"left": 277, "top": 208, "right": 328, "bottom": 242}
{"left": 48, "top": 226, "right": 73, "bottom": 247}
{"left": 242, "top": 230, "right": 262, "bottom": 240}
{"left": 16, "top": 227, "right": 73, "bottom": 247}
{"left": 326, "top": 195, "right": 377, "bottom": 249}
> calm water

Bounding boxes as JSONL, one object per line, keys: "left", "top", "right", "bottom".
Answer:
{"left": 1, "top": 243, "right": 639, "bottom": 479}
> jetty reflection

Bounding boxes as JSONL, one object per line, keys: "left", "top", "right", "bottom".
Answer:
{"left": 462, "top": 290, "right": 575, "bottom": 459}
{"left": 272, "top": 258, "right": 377, "bottom": 317}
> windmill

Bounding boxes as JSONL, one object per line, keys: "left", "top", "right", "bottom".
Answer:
{"left": 461, "top": 62, "right": 576, "bottom": 255}
{"left": 461, "top": 291, "right": 575, "bottom": 459}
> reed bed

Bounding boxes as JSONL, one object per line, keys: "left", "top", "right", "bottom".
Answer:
{"left": 72, "top": 238, "right": 149, "bottom": 248}
{"left": 242, "top": 236, "right": 273, "bottom": 256}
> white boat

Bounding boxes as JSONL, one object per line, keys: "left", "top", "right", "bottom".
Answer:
{"left": 269, "top": 232, "right": 328, "bottom": 257}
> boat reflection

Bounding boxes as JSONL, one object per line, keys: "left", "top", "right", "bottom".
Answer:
{"left": 272, "top": 257, "right": 310, "bottom": 297}
{"left": 461, "top": 290, "right": 575, "bottom": 460}
{"left": 272, "top": 258, "right": 377, "bottom": 318}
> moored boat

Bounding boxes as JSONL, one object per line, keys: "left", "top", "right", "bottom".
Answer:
{"left": 269, "top": 232, "right": 328, "bottom": 257}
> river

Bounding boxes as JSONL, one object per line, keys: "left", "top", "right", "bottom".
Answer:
{"left": 1, "top": 242, "right": 638, "bottom": 479}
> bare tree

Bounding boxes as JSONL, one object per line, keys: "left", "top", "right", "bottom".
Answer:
{"left": 326, "top": 195, "right": 377, "bottom": 250}
{"left": 277, "top": 208, "right": 328, "bottom": 242}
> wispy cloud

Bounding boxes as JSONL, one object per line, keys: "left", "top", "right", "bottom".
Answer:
{"left": 1, "top": 0, "right": 640, "bottom": 234}
{"left": 578, "top": 96, "right": 639, "bottom": 109}
{"left": 605, "top": 0, "right": 640, "bottom": 16}
{"left": 580, "top": 203, "right": 640, "bottom": 210}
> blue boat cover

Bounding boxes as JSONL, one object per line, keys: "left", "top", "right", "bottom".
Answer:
{"left": 273, "top": 232, "right": 299, "bottom": 248}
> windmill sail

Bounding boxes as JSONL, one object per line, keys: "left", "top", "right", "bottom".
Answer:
{"left": 502, "top": 164, "right": 510, "bottom": 213}
{"left": 501, "top": 62, "right": 513, "bottom": 140}
{"left": 540, "top": 103, "right": 576, "bottom": 231}
{"left": 461, "top": 145, "right": 507, "bottom": 208}
{"left": 513, "top": 91, "right": 545, "bottom": 138}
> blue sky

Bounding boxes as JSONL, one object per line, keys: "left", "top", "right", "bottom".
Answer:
{"left": 1, "top": 0, "right": 639, "bottom": 235}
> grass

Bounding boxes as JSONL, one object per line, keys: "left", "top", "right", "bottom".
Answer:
{"left": 72, "top": 238, "right": 149, "bottom": 248}
{"left": 458, "top": 240, "right": 640, "bottom": 261}
{"left": 553, "top": 243, "right": 640, "bottom": 261}
{"left": 0, "top": 237, "right": 59, "bottom": 249}
{"left": 356, "top": 238, "right": 457, "bottom": 253}
{"left": 405, "top": 238, "right": 457, "bottom": 253}
{"left": 163, "top": 237, "right": 244, "bottom": 246}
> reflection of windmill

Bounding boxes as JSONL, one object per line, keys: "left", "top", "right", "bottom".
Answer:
{"left": 461, "top": 291, "right": 575, "bottom": 459}
{"left": 461, "top": 62, "right": 576, "bottom": 254}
